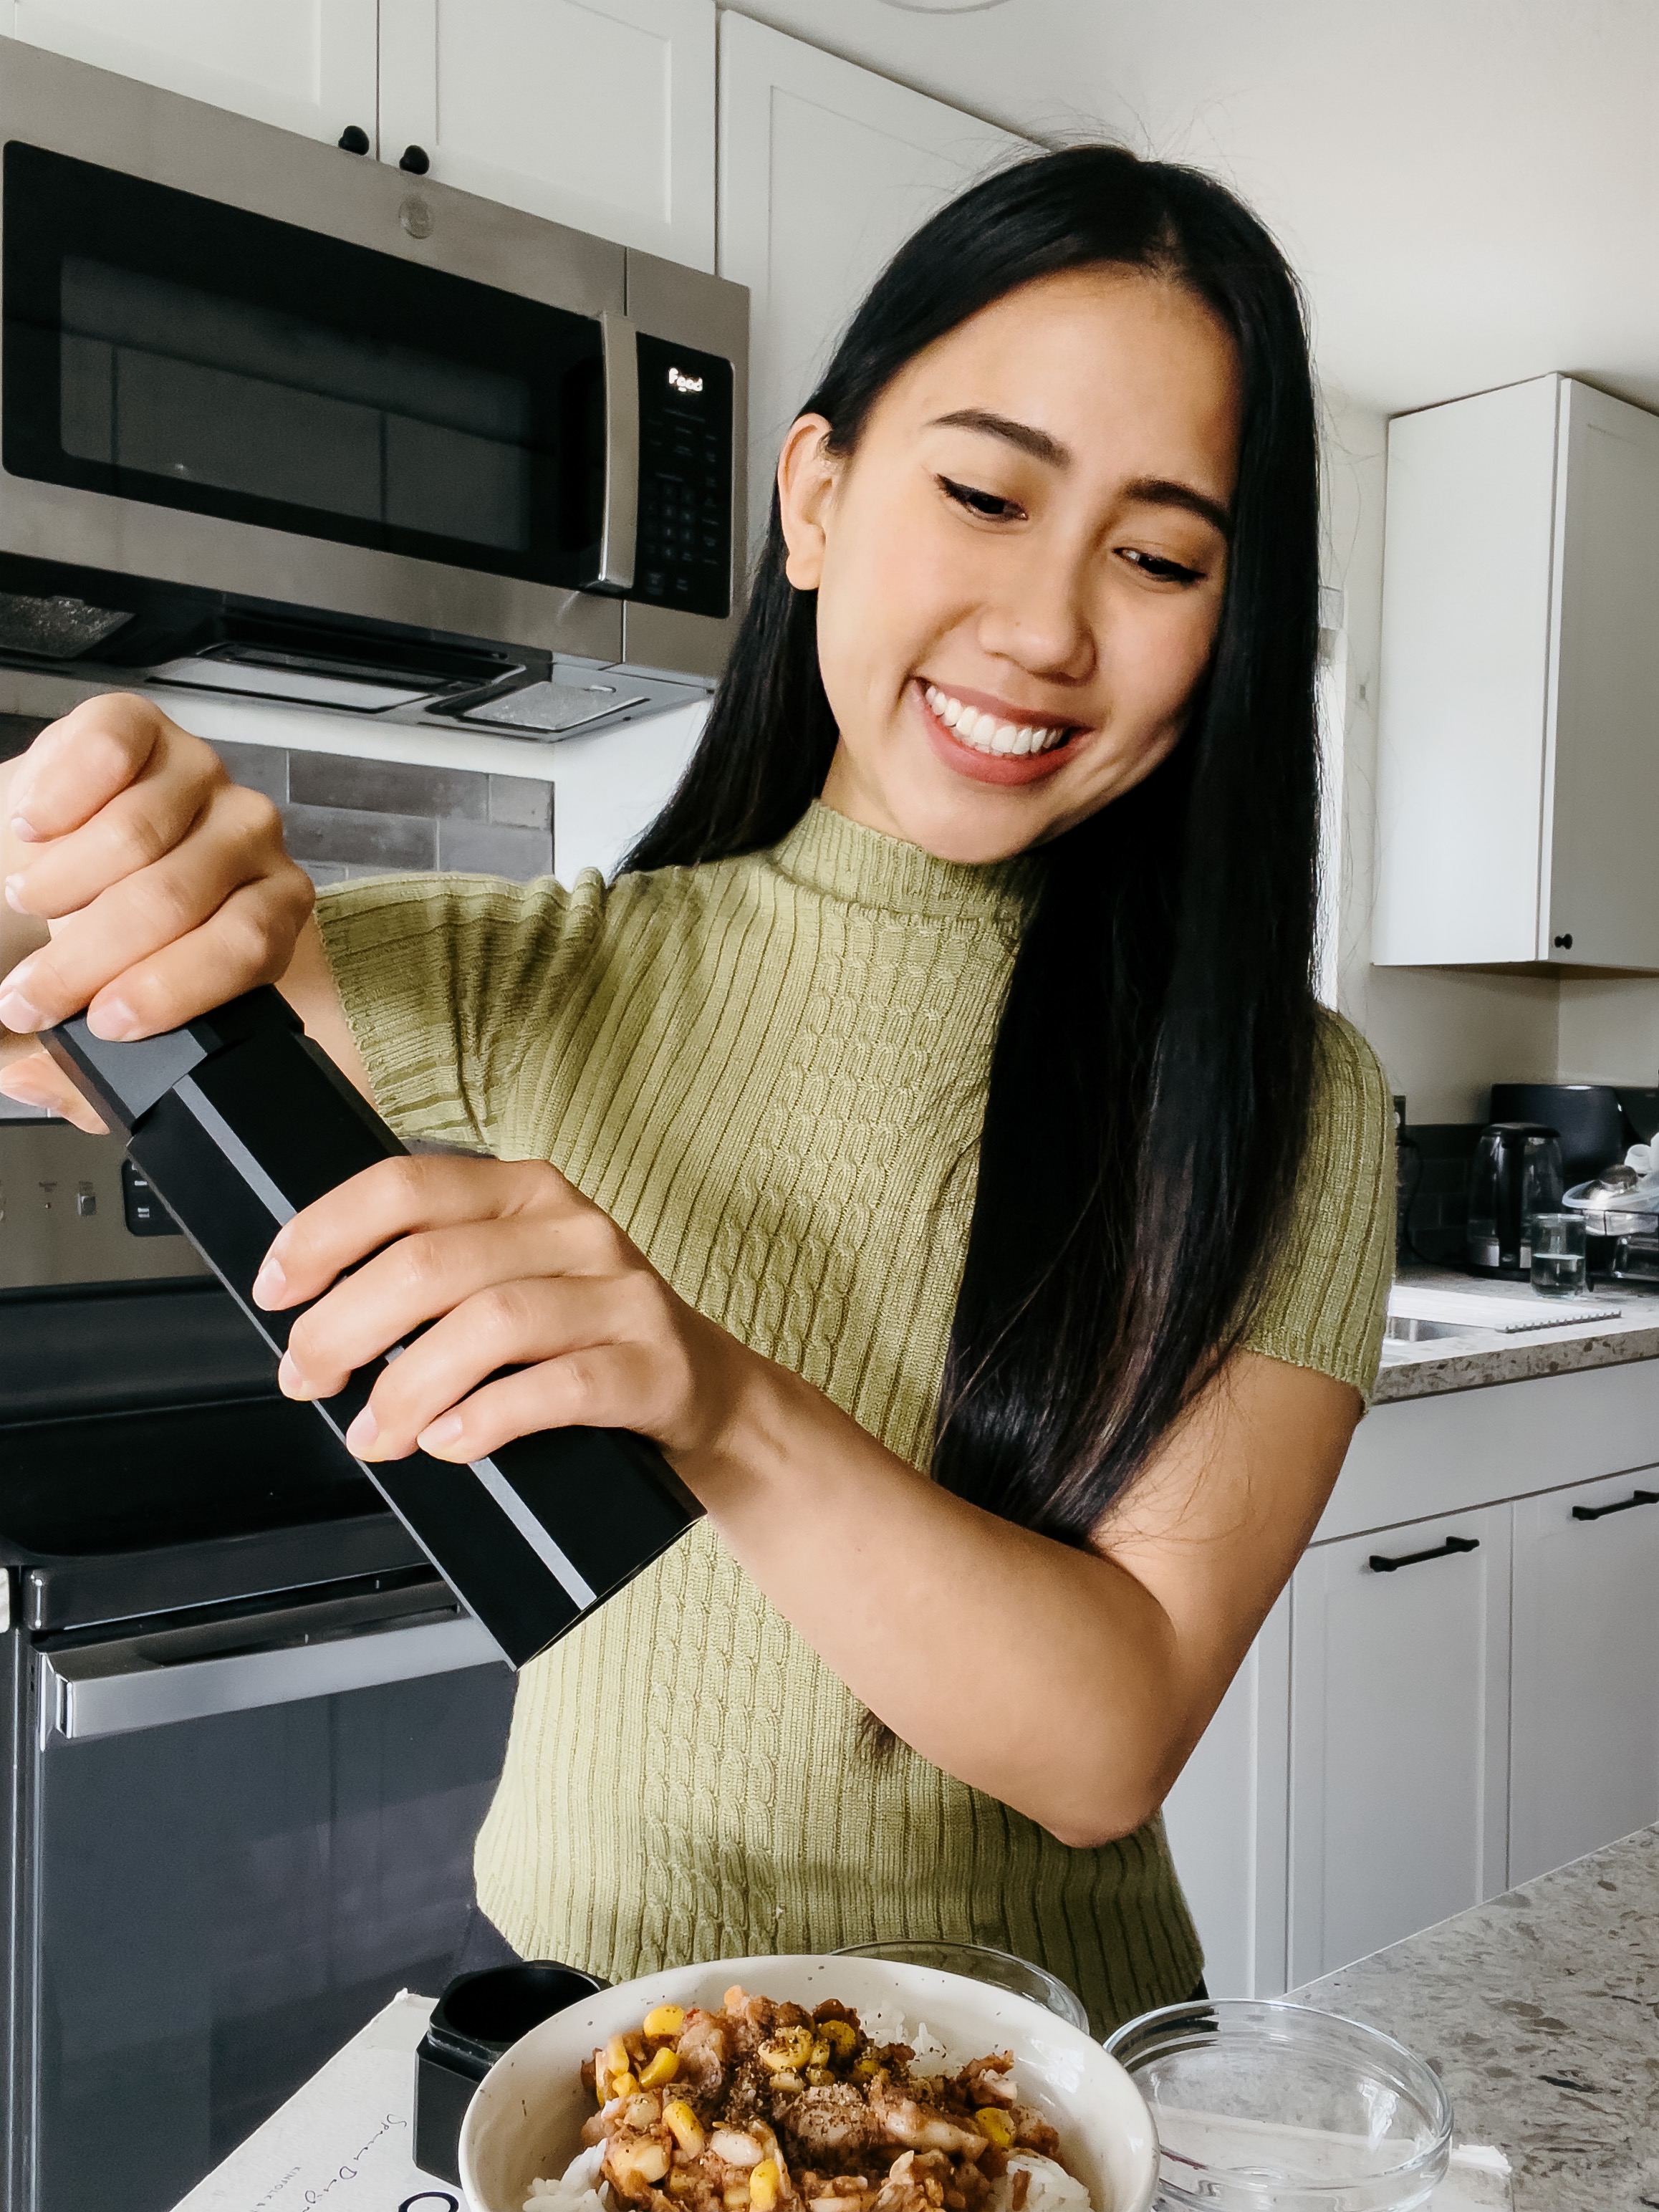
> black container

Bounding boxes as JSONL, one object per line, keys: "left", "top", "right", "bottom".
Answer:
{"left": 1489, "top": 1082, "right": 1625, "bottom": 1185}
{"left": 44, "top": 986, "right": 703, "bottom": 1666}
{"left": 415, "top": 1961, "right": 607, "bottom": 2185}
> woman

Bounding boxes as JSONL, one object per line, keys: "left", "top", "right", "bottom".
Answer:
{"left": 0, "top": 148, "right": 1391, "bottom": 2032}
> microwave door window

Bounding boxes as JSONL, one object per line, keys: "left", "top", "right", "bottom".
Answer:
{"left": 3, "top": 143, "right": 604, "bottom": 587}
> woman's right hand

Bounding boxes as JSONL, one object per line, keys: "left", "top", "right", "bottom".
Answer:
{"left": 0, "top": 692, "right": 316, "bottom": 1130}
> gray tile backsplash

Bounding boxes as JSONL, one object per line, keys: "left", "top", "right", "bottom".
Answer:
{"left": 203, "top": 740, "right": 553, "bottom": 886}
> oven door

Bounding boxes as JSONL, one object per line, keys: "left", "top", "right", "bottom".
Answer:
{"left": 12, "top": 1583, "right": 514, "bottom": 2212}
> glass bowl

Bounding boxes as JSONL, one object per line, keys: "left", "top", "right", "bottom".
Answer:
{"left": 834, "top": 1939, "right": 1089, "bottom": 2032}
{"left": 1105, "top": 2000, "right": 1453, "bottom": 2211}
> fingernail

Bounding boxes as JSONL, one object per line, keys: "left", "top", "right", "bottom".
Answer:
{"left": 419, "top": 1412, "right": 464, "bottom": 1451}
{"left": 0, "top": 989, "right": 41, "bottom": 1034}
{"left": 4, "top": 875, "right": 26, "bottom": 912}
{"left": 345, "top": 1408, "right": 379, "bottom": 1456}
{"left": 86, "top": 997, "right": 138, "bottom": 1041}
{"left": 276, "top": 1350, "right": 313, "bottom": 1400}
{"left": 251, "top": 1256, "right": 287, "bottom": 1308}
{"left": 8, "top": 814, "right": 39, "bottom": 845}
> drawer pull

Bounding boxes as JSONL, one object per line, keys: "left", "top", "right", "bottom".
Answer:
{"left": 1571, "top": 1487, "right": 1659, "bottom": 1522}
{"left": 1368, "top": 1535, "right": 1479, "bottom": 1574}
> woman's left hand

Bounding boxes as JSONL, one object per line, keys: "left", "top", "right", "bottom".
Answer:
{"left": 252, "top": 1155, "right": 754, "bottom": 1472}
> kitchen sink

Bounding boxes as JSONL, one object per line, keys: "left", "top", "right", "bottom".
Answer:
{"left": 1383, "top": 1315, "right": 1478, "bottom": 1344}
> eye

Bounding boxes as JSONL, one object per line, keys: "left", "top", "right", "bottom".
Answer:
{"left": 938, "top": 473, "right": 1026, "bottom": 522}
{"left": 1120, "top": 547, "right": 1204, "bottom": 585}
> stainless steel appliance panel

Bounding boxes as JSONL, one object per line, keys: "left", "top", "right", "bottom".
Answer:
{"left": 0, "top": 38, "right": 746, "bottom": 678}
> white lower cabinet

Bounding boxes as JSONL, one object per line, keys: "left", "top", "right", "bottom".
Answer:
{"left": 1287, "top": 1504, "right": 1511, "bottom": 1984}
{"left": 1509, "top": 1471, "right": 1659, "bottom": 1886}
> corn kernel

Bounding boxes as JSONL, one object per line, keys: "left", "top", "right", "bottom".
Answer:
{"left": 613, "top": 2072, "right": 639, "bottom": 2101}
{"left": 724, "top": 2191, "right": 751, "bottom": 2211}
{"left": 645, "top": 2004, "right": 687, "bottom": 2039}
{"left": 818, "top": 2020, "right": 858, "bottom": 2057}
{"left": 805, "top": 2067, "right": 833, "bottom": 2088}
{"left": 751, "top": 2161, "right": 781, "bottom": 2212}
{"left": 973, "top": 2110, "right": 1014, "bottom": 2151}
{"left": 605, "top": 2037, "right": 632, "bottom": 2079}
{"left": 639, "top": 2047, "right": 680, "bottom": 2090}
{"left": 664, "top": 2101, "right": 706, "bottom": 2158}
{"left": 853, "top": 2057, "right": 880, "bottom": 2079}
{"left": 807, "top": 2039, "right": 831, "bottom": 2069}
{"left": 759, "top": 2027, "right": 814, "bottom": 2072}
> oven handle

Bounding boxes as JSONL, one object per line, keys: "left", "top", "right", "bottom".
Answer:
{"left": 593, "top": 310, "right": 639, "bottom": 593}
{"left": 40, "top": 1611, "right": 505, "bottom": 1744}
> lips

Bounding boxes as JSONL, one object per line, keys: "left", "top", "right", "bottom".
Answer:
{"left": 913, "top": 679, "right": 1081, "bottom": 787}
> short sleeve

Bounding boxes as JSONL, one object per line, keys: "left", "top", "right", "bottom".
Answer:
{"left": 1242, "top": 1011, "right": 1395, "bottom": 1402}
{"left": 314, "top": 869, "right": 607, "bottom": 1155}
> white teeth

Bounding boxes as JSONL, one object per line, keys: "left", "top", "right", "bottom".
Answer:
{"left": 923, "top": 684, "right": 1068, "bottom": 757}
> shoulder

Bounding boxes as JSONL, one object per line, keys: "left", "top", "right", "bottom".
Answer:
{"left": 1243, "top": 1007, "right": 1395, "bottom": 1400}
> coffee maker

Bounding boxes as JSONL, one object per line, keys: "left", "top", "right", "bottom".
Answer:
{"left": 1466, "top": 1122, "right": 1565, "bottom": 1277}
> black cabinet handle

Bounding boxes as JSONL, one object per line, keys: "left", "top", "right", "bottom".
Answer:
{"left": 1553, "top": 933, "right": 1574, "bottom": 949}
{"left": 400, "top": 143, "right": 431, "bottom": 174}
{"left": 337, "top": 124, "right": 370, "bottom": 155}
{"left": 1368, "top": 1535, "right": 1479, "bottom": 1573}
{"left": 1572, "top": 1487, "right": 1659, "bottom": 1522}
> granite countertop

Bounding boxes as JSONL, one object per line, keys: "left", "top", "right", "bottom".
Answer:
{"left": 1291, "top": 1824, "right": 1659, "bottom": 2210}
{"left": 1373, "top": 1268, "right": 1659, "bottom": 1403}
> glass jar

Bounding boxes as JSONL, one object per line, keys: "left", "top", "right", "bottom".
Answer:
{"left": 1105, "top": 2000, "right": 1453, "bottom": 2211}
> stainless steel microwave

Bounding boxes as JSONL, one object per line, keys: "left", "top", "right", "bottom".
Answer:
{"left": 0, "top": 38, "right": 747, "bottom": 739}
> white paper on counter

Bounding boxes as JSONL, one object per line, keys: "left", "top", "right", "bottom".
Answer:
{"left": 1389, "top": 1283, "right": 1620, "bottom": 1332}
{"left": 171, "top": 1991, "right": 446, "bottom": 2212}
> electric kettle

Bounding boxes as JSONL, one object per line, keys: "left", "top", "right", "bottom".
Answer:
{"left": 1466, "top": 1122, "right": 1564, "bottom": 1277}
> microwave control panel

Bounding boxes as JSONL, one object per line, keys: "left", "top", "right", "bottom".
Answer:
{"left": 634, "top": 334, "right": 734, "bottom": 620}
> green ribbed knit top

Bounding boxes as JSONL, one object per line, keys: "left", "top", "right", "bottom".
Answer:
{"left": 316, "top": 799, "right": 1394, "bottom": 2034}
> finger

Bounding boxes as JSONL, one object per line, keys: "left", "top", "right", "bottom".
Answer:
{"left": 278, "top": 1215, "right": 621, "bottom": 1398}
{"left": 415, "top": 1347, "right": 660, "bottom": 1464}
{"left": 256, "top": 1154, "right": 597, "bottom": 1309}
{"left": 4, "top": 788, "right": 297, "bottom": 1034}
{"left": 6, "top": 694, "right": 175, "bottom": 841}
{"left": 326, "top": 1276, "right": 643, "bottom": 1459}
{"left": 0, "top": 1049, "right": 109, "bottom": 1133}
{"left": 5, "top": 740, "right": 229, "bottom": 920}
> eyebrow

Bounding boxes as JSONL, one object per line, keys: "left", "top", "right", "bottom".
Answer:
{"left": 926, "top": 408, "right": 1233, "bottom": 537}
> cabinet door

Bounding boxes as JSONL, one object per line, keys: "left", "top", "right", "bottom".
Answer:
{"left": 379, "top": 0, "right": 716, "bottom": 271}
{"left": 1545, "top": 380, "right": 1659, "bottom": 967}
{"left": 1509, "top": 1471, "right": 1659, "bottom": 1885}
{"left": 1160, "top": 1592, "right": 1290, "bottom": 2001}
{"left": 9, "top": 0, "right": 378, "bottom": 145}
{"left": 718, "top": 14, "right": 1030, "bottom": 549}
{"left": 1288, "top": 1505, "right": 1511, "bottom": 1985}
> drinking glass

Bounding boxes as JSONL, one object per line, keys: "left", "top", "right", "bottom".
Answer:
{"left": 1529, "top": 1211, "right": 1587, "bottom": 1296}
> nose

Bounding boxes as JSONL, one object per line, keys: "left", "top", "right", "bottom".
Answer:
{"left": 974, "top": 535, "right": 1097, "bottom": 685}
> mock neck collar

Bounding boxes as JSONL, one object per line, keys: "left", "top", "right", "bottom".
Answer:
{"left": 768, "top": 802, "right": 1036, "bottom": 924}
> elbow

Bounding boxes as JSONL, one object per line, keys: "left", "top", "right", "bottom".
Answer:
{"left": 1042, "top": 1795, "right": 1163, "bottom": 1852}
{"left": 1028, "top": 1734, "right": 1192, "bottom": 1852}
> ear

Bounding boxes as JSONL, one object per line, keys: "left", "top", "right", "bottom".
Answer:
{"left": 776, "top": 413, "right": 838, "bottom": 590}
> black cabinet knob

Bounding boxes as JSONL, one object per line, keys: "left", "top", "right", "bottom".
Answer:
{"left": 1553, "top": 932, "right": 1574, "bottom": 950}
{"left": 399, "top": 144, "right": 431, "bottom": 175}
{"left": 337, "top": 124, "right": 370, "bottom": 155}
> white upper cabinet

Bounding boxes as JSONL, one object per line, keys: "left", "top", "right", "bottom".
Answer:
{"left": 1509, "top": 1471, "right": 1659, "bottom": 1888}
{"left": 8, "top": 0, "right": 378, "bottom": 144}
{"left": 378, "top": 0, "right": 716, "bottom": 271}
{"left": 717, "top": 14, "right": 1030, "bottom": 550}
{"left": 1374, "top": 375, "right": 1659, "bottom": 969}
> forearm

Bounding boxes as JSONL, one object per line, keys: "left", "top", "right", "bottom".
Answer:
{"left": 671, "top": 1359, "right": 1186, "bottom": 1847}
{"left": 278, "top": 913, "right": 373, "bottom": 1101}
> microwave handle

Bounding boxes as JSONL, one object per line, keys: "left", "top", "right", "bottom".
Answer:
{"left": 595, "top": 311, "right": 639, "bottom": 592}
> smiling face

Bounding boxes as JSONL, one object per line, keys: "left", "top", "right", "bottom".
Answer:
{"left": 776, "top": 264, "right": 1243, "bottom": 862}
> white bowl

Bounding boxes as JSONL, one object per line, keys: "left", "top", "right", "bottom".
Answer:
{"left": 459, "top": 1953, "right": 1158, "bottom": 2212}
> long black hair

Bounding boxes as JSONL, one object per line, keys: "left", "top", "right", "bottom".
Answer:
{"left": 625, "top": 145, "right": 1322, "bottom": 1544}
